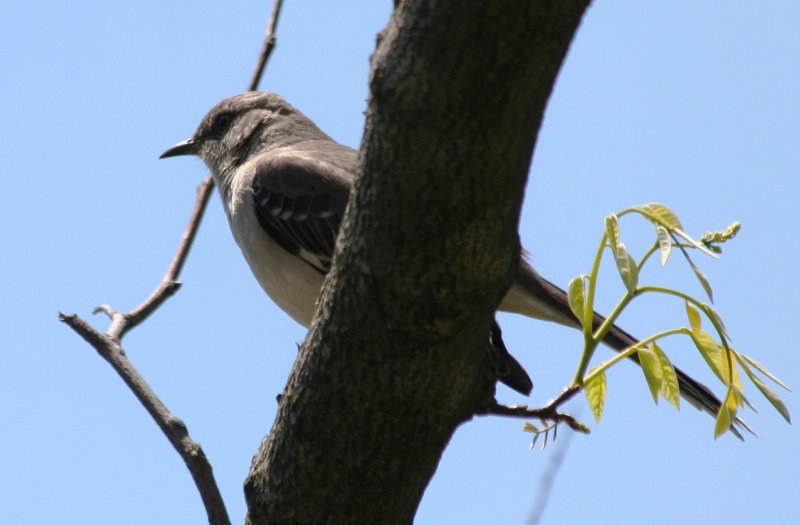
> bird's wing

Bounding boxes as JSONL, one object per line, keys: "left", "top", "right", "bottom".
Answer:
{"left": 250, "top": 151, "right": 354, "bottom": 274}
{"left": 509, "top": 257, "right": 754, "bottom": 439}
{"left": 248, "top": 146, "right": 534, "bottom": 397}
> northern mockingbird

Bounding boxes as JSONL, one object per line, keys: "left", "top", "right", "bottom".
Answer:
{"left": 161, "top": 91, "right": 738, "bottom": 431}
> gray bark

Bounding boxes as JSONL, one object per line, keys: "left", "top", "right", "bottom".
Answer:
{"left": 245, "top": 2, "right": 591, "bottom": 523}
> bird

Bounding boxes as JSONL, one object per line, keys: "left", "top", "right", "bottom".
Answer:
{"left": 161, "top": 91, "right": 744, "bottom": 435}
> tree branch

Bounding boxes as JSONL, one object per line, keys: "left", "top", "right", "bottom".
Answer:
{"left": 478, "top": 385, "right": 589, "bottom": 434}
{"left": 59, "top": 312, "right": 230, "bottom": 525}
{"left": 248, "top": 0, "right": 284, "bottom": 92}
{"left": 59, "top": 1, "right": 286, "bottom": 523}
{"left": 107, "top": 177, "right": 213, "bottom": 340}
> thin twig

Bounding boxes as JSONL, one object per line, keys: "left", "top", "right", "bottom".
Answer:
{"left": 59, "top": 1, "right": 286, "bottom": 523}
{"left": 117, "top": 0, "right": 284, "bottom": 338}
{"left": 109, "top": 177, "right": 213, "bottom": 340}
{"left": 248, "top": 0, "right": 284, "bottom": 92}
{"left": 479, "top": 385, "right": 590, "bottom": 434}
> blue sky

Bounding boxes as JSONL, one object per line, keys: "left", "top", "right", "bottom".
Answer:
{"left": 2, "top": 1, "right": 797, "bottom": 524}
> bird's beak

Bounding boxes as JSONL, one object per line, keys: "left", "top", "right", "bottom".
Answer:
{"left": 159, "top": 138, "right": 199, "bottom": 159}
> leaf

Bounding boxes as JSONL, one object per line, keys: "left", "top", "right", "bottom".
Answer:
{"left": 567, "top": 276, "right": 586, "bottom": 327}
{"left": 653, "top": 342, "right": 680, "bottom": 409}
{"left": 738, "top": 356, "right": 792, "bottom": 423}
{"left": 703, "top": 304, "right": 731, "bottom": 342}
{"left": 637, "top": 345, "right": 662, "bottom": 404}
{"left": 690, "top": 331, "right": 743, "bottom": 391}
{"left": 714, "top": 388, "right": 737, "bottom": 439}
{"left": 690, "top": 329, "right": 727, "bottom": 384}
{"left": 747, "top": 369, "right": 792, "bottom": 424}
{"left": 635, "top": 203, "right": 683, "bottom": 230}
{"left": 688, "top": 257, "right": 714, "bottom": 302}
{"left": 605, "top": 214, "right": 620, "bottom": 248}
{"left": 604, "top": 214, "right": 638, "bottom": 293}
{"left": 585, "top": 368, "right": 607, "bottom": 423}
{"left": 613, "top": 243, "right": 639, "bottom": 293}
{"left": 655, "top": 225, "right": 672, "bottom": 265}
{"left": 741, "top": 354, "right": 792, "bottom": 391}
{"left": 720, "top": 344, "right": 744, "bottom": 392}
{"left": 685, "top": 302, "right": 702, "bottom": 332}
{"left": 713, "top": 407, "right": 732, "bottom": 439}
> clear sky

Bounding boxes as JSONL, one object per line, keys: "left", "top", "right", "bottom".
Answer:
{"left": 2, "top": 1, "right": 797, "bottom": 524}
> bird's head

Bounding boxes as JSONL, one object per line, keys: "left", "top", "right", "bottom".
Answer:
{"left": 160, "top": 92, "right": 327, "bottom": 179}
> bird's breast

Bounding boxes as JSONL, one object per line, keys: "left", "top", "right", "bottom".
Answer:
{"left": 226, "top": 188, "right": 325, "bottom": 329}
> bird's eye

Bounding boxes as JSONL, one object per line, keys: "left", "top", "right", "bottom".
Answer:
{"left": 213, "top": 113, "right": 232, "bottom": 130}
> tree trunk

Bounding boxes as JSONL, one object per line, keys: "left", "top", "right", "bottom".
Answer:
{"left": 245, "top": 1, "right": 590, "bottom": 523}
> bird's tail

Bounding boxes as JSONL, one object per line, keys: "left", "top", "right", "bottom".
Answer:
{"left": 500, "top": 258, "right": 753, "bottom": 439}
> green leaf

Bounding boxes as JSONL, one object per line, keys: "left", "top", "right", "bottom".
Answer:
{"left": 685, "top": 302, "right": 702, "bottom": 332}
{"left": 637, "top": 345, "right": 662, "bottom": 404}
{"left": 655, "top": 225, "right": 672, "bottom": 265}
{"left": 605, "top": 214, "right": 620, "bottom": 248}
{"left": 720, "top": 344, "right": 744, "bottom": 392}
{"left": 690, "top": 332, "right": 743, "bottom": 391}
{"left": 690, "top": 329, "right": 727, "bottom": 384}
{"left": 746, "top": 367, "right": 792, "bottom": 424}
{"left": 703, "top": 304, "right": 731, "bottom": 341}
{"left": 604, "top": 213, "right": 638, "bottom": 293}
{"left": 688, "top": 257, "right": 714, "bottom": 302}
{"left": 634, "top": 203, "right": 683, "bottom": 230}
{"left": 738, "top": 356, "right": 792, "bottom": 423}
{"left": 567, "top": 276, "right": 586, "bottom": 327}
{"left": 741, "top": 354, "right": 792, "bottom": 391}
{"left": 714, "top": 388, "right": 737, "bottom": 439}
{"left": 585, "top": 368, "right": 607, "bottom": 423}
{"left": 653, "top": 342, "right": 680, "bottom": 409}
{"left": 636, "top": 343, "right": 680, "bottom": 409}
{"left": 613, "top": 243, "right": 639, "bottom": 293}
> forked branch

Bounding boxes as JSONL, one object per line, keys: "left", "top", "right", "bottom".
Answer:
{"left": 58, "top": 2, "right": 285, "bottom": 524}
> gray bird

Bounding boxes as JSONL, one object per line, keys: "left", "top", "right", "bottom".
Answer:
{"left": 162, "top": 91, "right": 745, "bottom": 435}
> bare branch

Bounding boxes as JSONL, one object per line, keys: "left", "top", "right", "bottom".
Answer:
{"left": 248, "top": 0, "right": 284, "bottom": 92}
{"left": 478, "top": 385, "right": 590, "bottom": 434}
{"left": 111, "top": 177, "right": 213, "bottom": 340}
{"left": 59, "top": 1, "right": 286, "bottom": 522}
{"left": 59, "top": 313, "right": 231, "bottom": 525}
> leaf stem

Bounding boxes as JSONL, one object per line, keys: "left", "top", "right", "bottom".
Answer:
{"left": 583, "top": 327, "right": 689, "bottom": 384}
{"left": 638, "top": 242, "right": 660, "bottom": 270}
